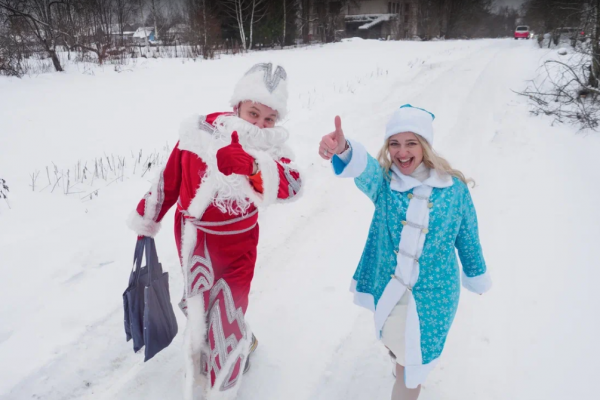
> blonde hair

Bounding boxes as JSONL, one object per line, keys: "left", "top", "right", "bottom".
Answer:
{"left": 377, "top": 134, "right": 474, "bottom": 186}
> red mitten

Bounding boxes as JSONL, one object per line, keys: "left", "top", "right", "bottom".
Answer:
{"left": 216, "top": 131, "right": 255, "bottom": 176}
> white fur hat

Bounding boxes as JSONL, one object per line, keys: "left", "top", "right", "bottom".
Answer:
{"left": 230, "top": 63, "right": 289, "bottom": 119}
{"left": 385, "top": 104, "right": 435, "bottom": 145}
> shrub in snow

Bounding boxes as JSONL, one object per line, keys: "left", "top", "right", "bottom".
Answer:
{"left": 0, "top": 178, "right": 8, "bottom": 200}
{"left": 519, "top": 48, "right": 600, "bottom": 130}
{"left": 29, "top": 147, "right": 170, "bottom": 202}
{"left": 0, "top": 40, "right": 23, "bottom": 77}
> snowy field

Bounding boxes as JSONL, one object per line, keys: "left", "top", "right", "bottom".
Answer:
{"left": 1, "top": 38, "right": 599, "bottom": 400}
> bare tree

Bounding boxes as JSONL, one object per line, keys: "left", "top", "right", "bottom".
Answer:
{"left": 445, "top": 0, "right": 493, "bottom": 38}
{"left": 589, "top": 0, "right": 600, "bottom": 88}
{"left": 519, "top": 57, "right": 600, "bottom": 130}
{"left": 0, "top": 0, "right": 68, "bottom": 71}
{"left": 115, "top": 0, "right": 135, "bottom": 47}
{"left": 184, "top": 0, "right": 209, "bottom": 46}
{"left": 149, "top": 0, "right": 159, "bottom": 40}
{"left": 248, "top": 0, "right": 267, "bottom": 49}
{"left": 221, "top": 0, "right": 250, "bottom": 49}
{"left": 61, "top": 0, "right": 116, "bottom": 65}
{"left": 418, "top": 0, "right": 448, "bottom": 39}
{"left": 282, "top": 0, "right": 286, "bottom": 44}
{"left": 519, "top": 1, "right": 600, "bottom": 130}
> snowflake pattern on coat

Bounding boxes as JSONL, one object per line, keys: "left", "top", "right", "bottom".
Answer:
{"left": 352, "top": 155, "right": 487, "bottom": 364}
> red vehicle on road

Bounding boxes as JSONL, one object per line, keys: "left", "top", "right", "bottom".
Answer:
{"left": 515, "top": 26, "right": 531, "bottom": 40}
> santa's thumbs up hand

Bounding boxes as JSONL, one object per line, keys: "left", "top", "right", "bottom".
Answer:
{"left": 230, "top": 131, "right": 240, "bottom": 145}
{"left": 216, "top": 131, "right": 255, "bottom": 176}
{"left": 318, "top": 115, "right": 347, "bottom": 160}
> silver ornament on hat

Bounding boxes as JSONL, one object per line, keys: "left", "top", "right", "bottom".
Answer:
{"left": 244, "top": 63, "right": 287, "bottom": 93}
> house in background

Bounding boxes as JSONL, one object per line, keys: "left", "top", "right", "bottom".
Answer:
{"left": 343, "top": 0, "right": 419, "bottom": 40}
{"left": 110, "top": 24, "right": 137, "bottom": 46}
{"left": 296, "top": 0, "right": 452, "bottom": 44}
{"left": 133, "top": 27, "right": 155, "bottom": 45}
{"left": 166, "top": 24, "right": 188, "bottom": 44}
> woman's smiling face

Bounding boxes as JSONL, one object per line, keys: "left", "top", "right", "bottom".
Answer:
{"left": 388, "top": 132, "right": 424, "bottom": 175}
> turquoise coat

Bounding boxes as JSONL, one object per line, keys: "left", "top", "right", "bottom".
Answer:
{"left": 333, "top": 139, "right": 491, "bottom": 388}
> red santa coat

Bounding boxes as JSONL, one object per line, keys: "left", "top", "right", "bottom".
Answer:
{"left": 127, "top": 112, "right": 301, "bottom": 400}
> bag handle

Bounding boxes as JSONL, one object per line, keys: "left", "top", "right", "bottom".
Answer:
{"left": 129, "top": 238, "right": 146, "bottom": 286}
{"left": 130, "top": 237, "right": 163, "bottom": 287}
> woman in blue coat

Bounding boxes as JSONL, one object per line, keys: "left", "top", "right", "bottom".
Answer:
{"left": 318, "top": 105, "right": 492, "bottom": 399}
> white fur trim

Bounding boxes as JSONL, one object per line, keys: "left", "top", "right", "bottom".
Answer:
{"left": 395, "top": 185, "right": 432, "bottom": 285}
{"left": 385, "top": 106, "right": 434, "bottom": 145}
{"left": 188, "top": 174, "right": 218, "bottom": 221}
{"left": 230, "top": 63, "right": 288, "bottom": 119}
{"left": 405, "top": 358, "right": 440, "bottom": 389}
{"left": 374, "top": 279, "right": 407, "bottom": 339}
{"left": 462, "top": 270, "right": 492, "bottom": 294}
{"left": 178, "top": 115, "right": 295, "bottom": 217}
{"left": 181, "top": 220, "right": 209, "bottom": 400}
{"left": 333, "top": 139, "right": 368, "bottom": 178}
{"left": 183, "top": 294, "right": 209, "bottom": 400}
{"left": 350, "top": 279, "right": 376, "bottom": 312}
{"left": 205, "top": 326, "right": 252, "bottom": 400}
{"left": 403, "top": 292, "right": 432, "bottom": 389}
{"left": 390, "top": 165, "right": 453, "bottom": 192}
{"left": 180, "top": 221, "right": 198, "bottom": 297}
{"left": 126, "top": 210, "right": 162, "bottom": 237}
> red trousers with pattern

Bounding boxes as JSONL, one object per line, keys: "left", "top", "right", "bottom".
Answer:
{"left": 176, "top": 205, "right": 258, "bottom": 392}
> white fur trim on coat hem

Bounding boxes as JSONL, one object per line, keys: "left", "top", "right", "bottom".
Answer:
{"left": 126, "top": 210, "right": 161, "bottom": 237}
{"left": 461, "top": 270, "right": 492, "bottom": 294}
{"left": 350, "top": 279, "right": 376, "bottom": 313}
{"left": 183, "top": 294, "right": 209, "bottom": 400}
{"left": 405, "top": 358, "right": 440, "bottom": 389}
{"left": 205, "top": 326, "right": 252, "bottom": 400}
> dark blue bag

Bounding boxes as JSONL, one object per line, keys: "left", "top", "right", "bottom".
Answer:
{"left": 123, "top": 237, "right": 178, "bottom": 361}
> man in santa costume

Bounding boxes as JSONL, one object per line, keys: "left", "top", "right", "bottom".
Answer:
{"left": 127, "top": 63, "right": 301, "bottom": 399}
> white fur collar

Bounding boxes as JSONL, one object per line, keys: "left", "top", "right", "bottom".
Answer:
{"left": 177, "top": 114, "right": 293, "bottom": 218}
{"left": 390, "top": 164, "right": 453, "bottom": 192}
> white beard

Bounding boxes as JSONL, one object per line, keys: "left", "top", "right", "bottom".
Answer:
{"left": 178, "top": 114, "right": 293, "bottom": 217}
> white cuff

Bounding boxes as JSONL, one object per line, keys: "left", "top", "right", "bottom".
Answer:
{"left": 461, "top": 271, "right": 492, "bottom": 294}
{"left": 127, "top": 210, "right": 162, "bottom": 237}
{"left": 336, "top": 141, "right": 353, "bottom": 163}
{"left": 333, "top": 139, "right": 368, "bottom": 178}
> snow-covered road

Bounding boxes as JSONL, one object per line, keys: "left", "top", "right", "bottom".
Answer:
{"left": 1, "top": 38, "right": 598, "bottom": 400}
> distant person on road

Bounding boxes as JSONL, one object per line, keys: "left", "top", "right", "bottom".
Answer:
{"left": 318, "top": 105, "right": 491, "bottom": 400}
{"left": 128, "top": 63, "right": 302, "bottom": 400}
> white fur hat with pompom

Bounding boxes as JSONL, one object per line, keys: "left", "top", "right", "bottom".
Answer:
{"left": 230, "top": 63, "right": 289, "bottom": 119}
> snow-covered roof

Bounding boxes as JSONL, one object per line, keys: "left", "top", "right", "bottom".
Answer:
{"left": 110, "top": 30, "right": 136, "bottom": 36}
{"left": 168, "top": 24, "right": 188, "bottom": 34}
{"left": 345, "top": 14, "right": 396, "bottom": 30}
{"left": 133, "top": 27, "right": 154, "bottom": 38}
